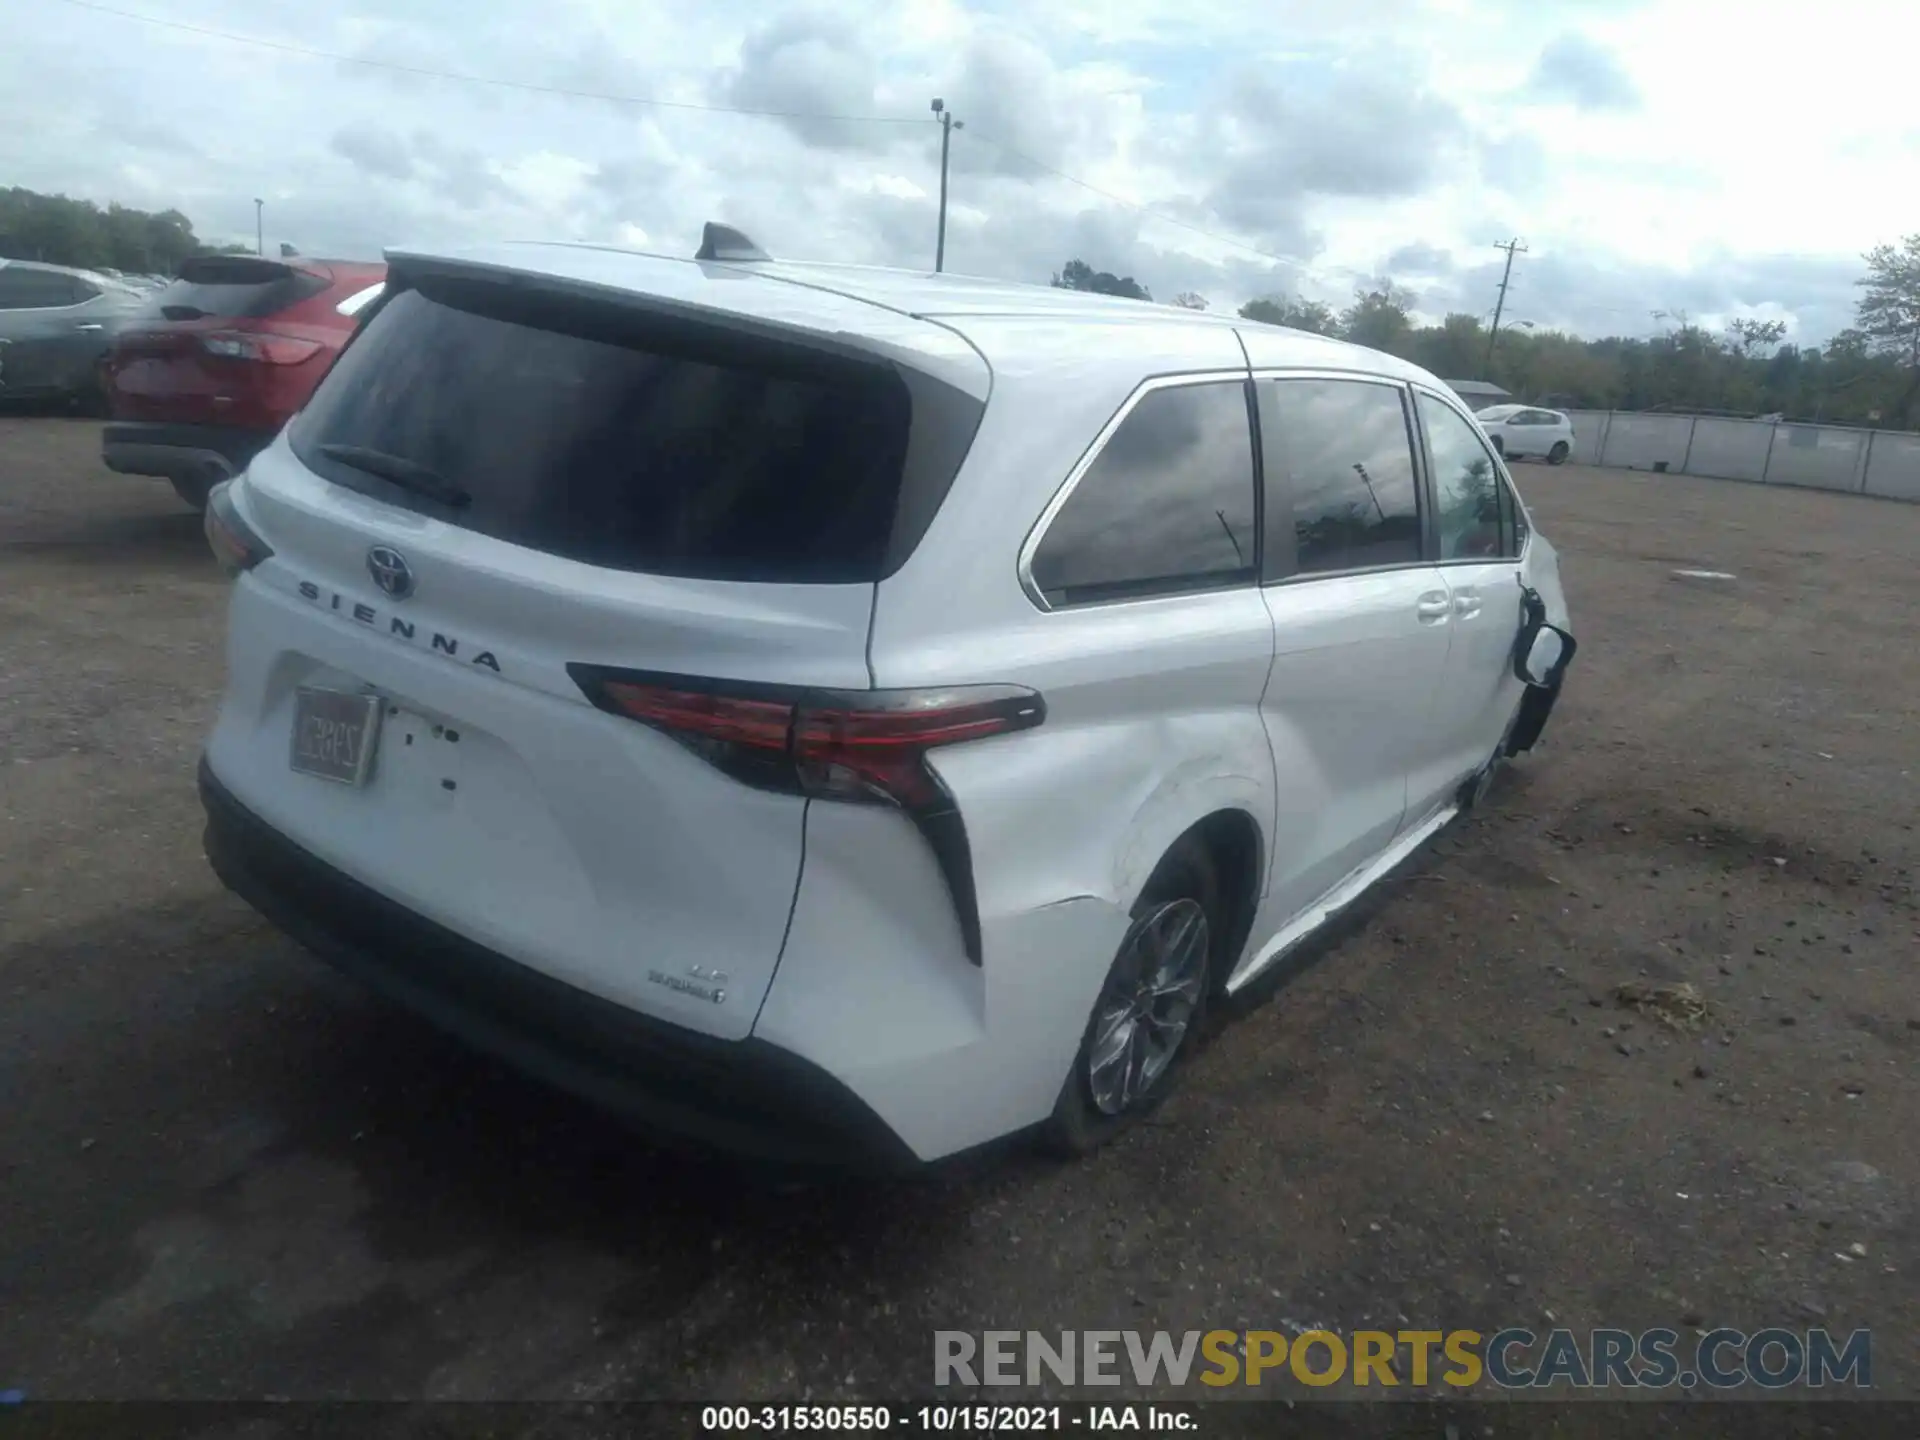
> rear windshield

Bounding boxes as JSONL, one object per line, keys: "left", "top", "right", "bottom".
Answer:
{"left": 291, "top": 279, "right": 947, "bottom": 584}
{"left": 143, "top": 259, "right": 329, "bottom": 321}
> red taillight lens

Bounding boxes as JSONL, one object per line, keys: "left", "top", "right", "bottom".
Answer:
{"left": 203, "top": 479, "right": 273, "bottom": 575}
{"left": 573, "top": 669, "right": 1043, "bottom": 810}
{"left": 600, "top": 682, "right": 793, "bottom": 751}
{"left": 793, "top": 692, "right": 1043, "bottom": 806}
{"left": 200, "top": 332, "right": 323, "bottom": 365}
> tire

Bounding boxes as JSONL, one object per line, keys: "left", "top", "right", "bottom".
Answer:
{"left": 1040, "top": 837, "right": 1221, "bottom": 1156}
{"left": 1547, "top": 441, "right": 1570, "bottom": 465}
{"left": 1490, "top": 433, "right": 1505, "bottom": 457}
{"left": 170, "top": 472, "right": 215, "bottom": 512}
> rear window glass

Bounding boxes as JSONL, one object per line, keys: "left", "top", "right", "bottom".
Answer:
{"left": 290, "top": 282, "right": 924, "bottom": 584}
{"left": 142, "top": 260, "right": 329, "bottom": 321}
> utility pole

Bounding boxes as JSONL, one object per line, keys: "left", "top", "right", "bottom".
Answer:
{"left": 254, "top": 198, "right": 264, "bottom": 257}
{"left": 930, "top": 98, "right": 962, "bottom": 272}
{"left": 1483, "top": 237, "right": 1527, "bottom": 375}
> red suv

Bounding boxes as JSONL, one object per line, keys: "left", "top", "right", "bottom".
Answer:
{"left": 102, "top": 255, "right": 385, "bottom": 509}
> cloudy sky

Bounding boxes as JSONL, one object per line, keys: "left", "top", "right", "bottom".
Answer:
{"left": 5, "top": 0, "right": 1913, "bottom": 342}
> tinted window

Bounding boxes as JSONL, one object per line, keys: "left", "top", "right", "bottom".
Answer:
{"left": 1420, "top": 392, "right": 1515, "bottom": 561}
{"left": 141, "top": 258, "right": 329, "bottom": 321}
{"left": 0, "top": 267, "right": 80, "bottom": 309}
{"left": 1029, "top": 382, "right": 1256, "bottom": 607}
{"left": 1506, "top": 475, "right": 1529, "bottom": 549}
{"left": 292, "top": 282, "right": 949, "bottom": 584}
{"left": 1259, "top": 379, "right": 1421, "bottom": 576}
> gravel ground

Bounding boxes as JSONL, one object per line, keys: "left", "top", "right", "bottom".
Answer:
{"left": 2, "top": 417, "right": 1915, "bottom": 1412}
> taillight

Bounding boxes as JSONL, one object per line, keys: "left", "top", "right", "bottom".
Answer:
{"left": 203, "top": 479, "right": 273, "bottom": 575}
{"left": 792, "top": 691, "right": 1044, "bottom": 806}
{"left": 569, "top": 667, "right": 1046, "bottom": 964}
{"left": 200, "top": 332, "right": 323, "bottom": 365}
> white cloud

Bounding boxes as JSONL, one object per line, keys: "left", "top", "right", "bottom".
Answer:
{"left": 0, "top": 0, "right": 1909, "bottom": 342}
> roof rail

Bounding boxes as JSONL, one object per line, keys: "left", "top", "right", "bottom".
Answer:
{"left": 694, "top": 222, "right": 771, "bottom": 263}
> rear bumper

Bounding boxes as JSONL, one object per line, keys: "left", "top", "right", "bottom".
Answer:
{"left": 197, "top": 756, "right": 919, "bottom": 1172}
{"left": 102, "top": 423, "right": 272, "bottom": 482}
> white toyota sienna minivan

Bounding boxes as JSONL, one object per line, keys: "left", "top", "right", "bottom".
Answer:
{"left": 198, "top": 225, "right": 1576, "bottom": 1169}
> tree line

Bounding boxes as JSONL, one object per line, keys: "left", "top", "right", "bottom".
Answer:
{"left": 0, "top": 186, "right": 248, "bottom": 279}
{"left": 1054, "top": 237, "right": 1920, "bottom": 429}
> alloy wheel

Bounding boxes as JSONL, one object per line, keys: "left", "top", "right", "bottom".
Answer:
{"left": 1087, "top": 898, "right": 1210, "bottom": 1115}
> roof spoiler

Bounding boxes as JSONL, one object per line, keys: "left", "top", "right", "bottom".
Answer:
{"left": 694, "top": 222, "right": 771, "bottom": 264}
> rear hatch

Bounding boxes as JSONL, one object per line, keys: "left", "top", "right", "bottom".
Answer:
{"left": 208, "top": 254, "right": 988, "bottom": 1039}
{"left": 107, "top": 257, "right": 335, "bottom": 425}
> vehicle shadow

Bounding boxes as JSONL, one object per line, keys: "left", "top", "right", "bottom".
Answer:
{"left": 4, "top": 890, "right": 1043, "bottom": 1396}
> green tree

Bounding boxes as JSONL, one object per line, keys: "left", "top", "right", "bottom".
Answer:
{"left": 1411, "top": 312, "right": 1486, "bottom": 379}
{"left": 1051, "top": 258, "right": 1152, "bottom": 302}
{"left": 0, "top": 186, "right": 231, "bottom": 276}
{"left": 1339, "top": 280, "right": 1416, "bottom": 355}
{"left": 1726, "top": 317, "right": 1787, "bottom": 359}
{"left": 1238, "top": 295, "right": 1338, "bottom": 334}
{"left": 1853, "top": 235, "right": 1920, "bottom": 424}
{"left": 1031, "top": 239, "right": 1920, "bottom": 429}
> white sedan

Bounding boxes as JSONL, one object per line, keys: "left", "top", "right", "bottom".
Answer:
{"left": 1476, "top": 404, "right": 1575, "bottom": 464}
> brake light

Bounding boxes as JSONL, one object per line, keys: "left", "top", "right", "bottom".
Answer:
{"left": 200, "top": 332, "right": 323, "bottom": 365}
{"left": 203, "top": 479, "right": 274, "bottom": 575}
{"left": 579, "top": 672, "right": 1042, "bottom": 807}
{"left": 569, "top": 668, "right": 1046, "bottom": 964}
{"left": 792, "top": 692, "right": 1042, "bottom": 806}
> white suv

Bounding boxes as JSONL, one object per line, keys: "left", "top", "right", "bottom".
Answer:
{"left": 198, "top": 226, "right": 1576, "bottom": 1168}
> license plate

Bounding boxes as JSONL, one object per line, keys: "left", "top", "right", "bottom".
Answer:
{"left": 289, "top": 687, "right": 384, "bottom": 786}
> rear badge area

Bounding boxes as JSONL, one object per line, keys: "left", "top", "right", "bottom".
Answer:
{"left": 294, "top": 578, "right": 502, "bottom": 674}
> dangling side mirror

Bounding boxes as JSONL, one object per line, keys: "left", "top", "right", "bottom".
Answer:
{"left": 1512, "top": 585, "right": 1577, "bottom": 689}
{"left": 1518, "top": 625, "right": 1575, "bottom": 687}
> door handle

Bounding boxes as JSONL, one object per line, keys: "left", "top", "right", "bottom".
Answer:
{"left": 1452, "top": 594, "right": 1482, "bottom": 618}
{"left": 73, "top": 323, "right": 104, "bottom": 333}
{"left": 1415, "top": 592, "right": 1451, "bottom": 622}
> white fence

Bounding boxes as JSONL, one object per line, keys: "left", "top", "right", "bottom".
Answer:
{"left": 1564, "top": 411, "right": 1920, "bottom": 503}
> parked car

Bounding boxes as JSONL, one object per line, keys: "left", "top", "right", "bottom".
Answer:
{"left": 1474, "top": 404, "right": 1575, "bottom": 464}
{"left": 101, "top": 254, "right": 386, "bottom": 509}
{"left": 0, "top": 259, "right": 148, "bottom": 411}
{"left": 195, "top": 226, "right": 1577, "bottom": 1169}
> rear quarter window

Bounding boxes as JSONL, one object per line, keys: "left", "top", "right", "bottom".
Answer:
{"left": 1026, "top": 380, "right": 1258, "bottom": 608}
{"left": 290, "top": 279, "right": 965, "bottom": 584}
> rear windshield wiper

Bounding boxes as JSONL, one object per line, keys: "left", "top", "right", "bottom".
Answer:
{"left": 316, "top": 444, "right": 471, "bottom": 508}
{"left": 160, "top": 304, "right": 212, "bottom": 321}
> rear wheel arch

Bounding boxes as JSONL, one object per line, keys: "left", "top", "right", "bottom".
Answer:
{"left": 1142, "top": 809, "right": 1263, "bottom": 992}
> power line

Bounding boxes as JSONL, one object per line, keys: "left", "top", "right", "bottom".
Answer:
{"left": 48, "top": 0, "right": 931, "bottom": 124}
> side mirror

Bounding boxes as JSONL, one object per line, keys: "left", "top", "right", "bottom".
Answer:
{"left": 1516, "top": 622, "right": 1575, "bottom": 688}
{"left": 1511, "top": 582, "right": 1575, "bottom": 688}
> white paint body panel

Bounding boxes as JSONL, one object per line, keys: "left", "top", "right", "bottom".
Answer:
{"left": 202, "top": 245, "right": 1575, "bottom": 1163}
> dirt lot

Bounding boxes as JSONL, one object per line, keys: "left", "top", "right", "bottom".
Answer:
{"left": 2, "top": 417, "right": 1916, "bottom": 1411}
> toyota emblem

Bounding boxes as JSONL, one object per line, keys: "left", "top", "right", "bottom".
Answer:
{"left": 366, "top": 545, "right": 415, "bottom": 600}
